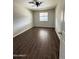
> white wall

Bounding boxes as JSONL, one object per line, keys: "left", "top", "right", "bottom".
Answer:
{"left": 55, "top": 0, "right": 65, "bottom": 59}
{"left": 33, "top": 9, "right": 55, "bottom": 28}
{"left": 55, "top": 0, "right": 65, "bottom": 33}
{"left": 13, "top": 2, "right": 33, "bottom": 37}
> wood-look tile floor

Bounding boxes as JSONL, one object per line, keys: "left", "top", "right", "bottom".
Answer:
{"left": 13, "top": 27, "right": 60, "bottom": 59}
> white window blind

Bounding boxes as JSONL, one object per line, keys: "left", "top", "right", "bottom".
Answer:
{"left": 40, "top": 12, "right": 48, "bottom": 21}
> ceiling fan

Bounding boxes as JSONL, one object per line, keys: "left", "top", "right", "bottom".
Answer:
{"left": 28, "top": 0, "right": 43, "bottom": 7}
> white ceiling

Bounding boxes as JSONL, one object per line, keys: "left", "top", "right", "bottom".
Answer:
{"left": 14, "top": 0, "right": 58, "bottom": 10}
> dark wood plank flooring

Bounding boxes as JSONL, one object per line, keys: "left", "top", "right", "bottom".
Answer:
{"left": 13, "top": 27, "right": 60, "bottom": 59}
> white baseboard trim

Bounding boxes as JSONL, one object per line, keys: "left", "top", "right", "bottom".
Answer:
{"left": 34, "top": 25, "right": 55, "bottom": 28}
{"left": 13, "top": 26, "right": 33, "bottom": 38}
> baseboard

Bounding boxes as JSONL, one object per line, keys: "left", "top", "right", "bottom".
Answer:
{"left": 34, "top": 26, "right": 55, "bottom": 29}
{"left": 13, "top": 26, "right": 33, "bottom": 38}
{"left": 13, "top": 26, "right": 55, "bottom": 38}
{"left": 55, "top": 29, "right": 61, "bottom": 40}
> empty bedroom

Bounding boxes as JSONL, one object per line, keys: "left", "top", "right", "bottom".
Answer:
{"left": 13, "top": 0, "right": 65, "bottom": 59}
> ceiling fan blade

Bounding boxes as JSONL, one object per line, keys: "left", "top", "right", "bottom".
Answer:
{"left": 29, "top": 2, "right": 34, "bottom": 4}
{"left": 34, "top": 0, "right": 37, "bottom": 2}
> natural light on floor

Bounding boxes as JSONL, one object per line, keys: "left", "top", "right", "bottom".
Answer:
{"left": 39, "top": 30, "right": 48, "bottom": 40}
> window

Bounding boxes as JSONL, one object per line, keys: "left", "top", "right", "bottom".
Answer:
{"left": 39, "top": 12, "right": 48, "bottom": 21}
